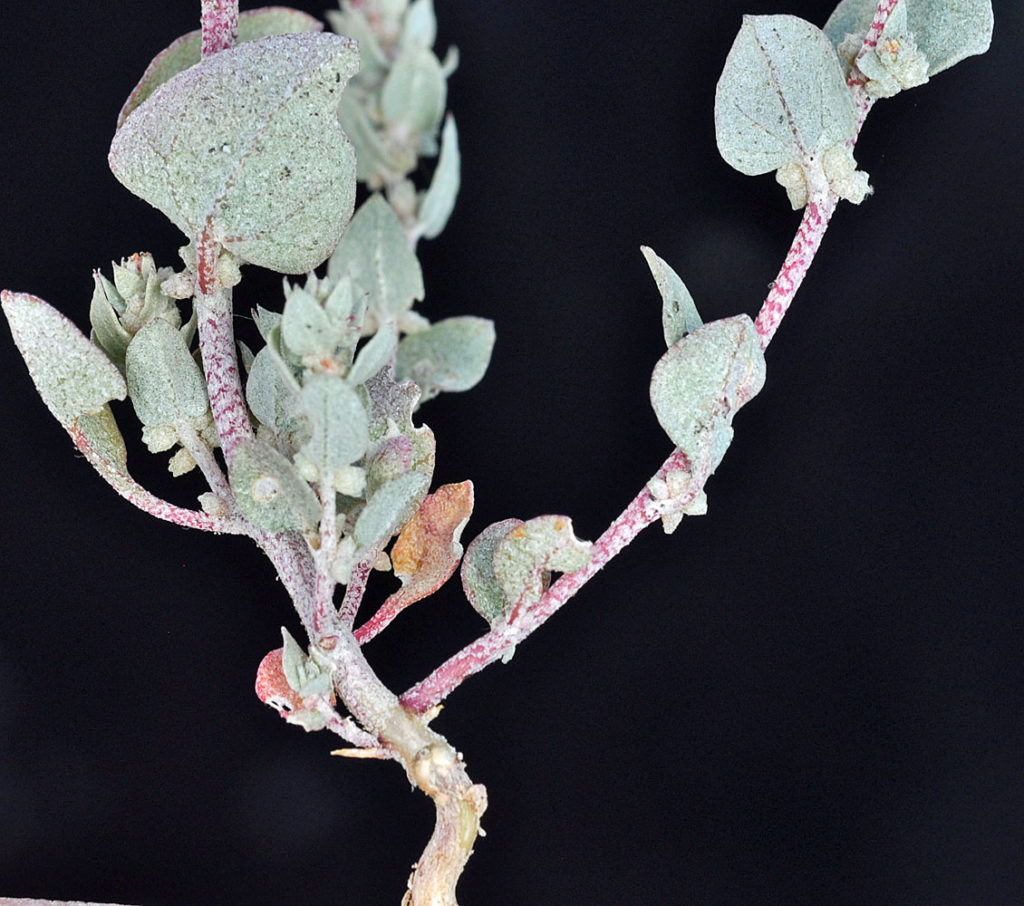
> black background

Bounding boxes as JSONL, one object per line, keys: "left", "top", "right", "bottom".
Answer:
{"left": 1, "top": 1, "right": 1022, "bottom": 904}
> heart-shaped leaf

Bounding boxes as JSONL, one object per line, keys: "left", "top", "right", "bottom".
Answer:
{"left": 715, "top": 15, "right": 857, "bottom": 180}
{"left": 109, "top": 33, "right": 359, "bottom": 274}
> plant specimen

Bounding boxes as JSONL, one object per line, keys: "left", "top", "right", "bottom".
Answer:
{"left": 1, "top": 0, "right": 1011, "bottom": 904}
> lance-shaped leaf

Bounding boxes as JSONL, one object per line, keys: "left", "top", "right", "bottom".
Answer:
{"left": 461, "top": 518, "right": 524, "bottom": 626}
{"left": 715, "top": 16, "right": 866, "bottom": 205}
{"left": 125, "top": 318, "right": 209, "bottom": 427}
{"left": 2, "top": 291, "right": 126, "bottom": 426}
{"left": 347, "top": 326, "right": 398, "bottom": 387}
{"left": 493, "top": 516, "right": 593, "bottom": 620}
{"left": 354, "top": 481, "right": 474, "bottom": 643}
{"left": 327, "top": 194, "right": 424, "bottom": 319}
{"left": 353, "top": 470, "right": 430, "bottom": 550}
{"left": 824, "top": 0, "right": 993, "bottom": 82}
{"left": 117, "top": 8, "right": 324, "bottom": 127}
{"left": 418, "top": 114, "right": 461, "bottom": 240}
{"left": 381, "top": 46, "right": 447, "bottom": 137}
{"left": 229, "top": 438, "right": 321, "bottom": 532}
{"left": 650, "top": 315, "right": 766, "bottom": 474}
{"left": 109, "top": 33, "right": 360, "bottom": 274}
{"left": 641, "top": 246, "right": 702, "bottom": 348}
{"left": 298, "top": 374, "right": 371, "bottom": 477}
{"left": 395, "top": 316, "right": 495, "bottom": 401}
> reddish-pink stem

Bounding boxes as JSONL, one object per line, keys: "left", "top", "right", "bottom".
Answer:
{"left": 401, "top": 451, "right": 692, "bottom": 713}
{"left": 201, "top": 0, "right": 238, "bottom": 58}
{"left": 753, "top": 197, "right": 837, "bottom": 350}
{"left": 194, "top": 229, "right": 252, "bottom": 466}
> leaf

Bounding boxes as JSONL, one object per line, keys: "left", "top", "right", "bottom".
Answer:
{"left": 461, "top": 518, "right": 524, "bottom": 625}
{"left": 649, "top": 315, "right": 766, "bottom": 474}
{"left": 354, "top": 481, "right": 474, "bottom": 643}
{"left": 419, "top": 114, "right": 461, "bottom": 240}
{"left": 381, "top": 46, "right": 447, "bottom": 136}
{"left": 401, "top": 0, "right": 438, "bottom": 51}
{"left": 280, "top": 285, "right": 341, "bottom": 361}
{"left": 353, "top": 470, "right": 430, "bottom": 550}
{"left": 640, "top": 246, "right": 702, "bottom": 347}
{"left": 109, "top": 33, "right": 359, "bottom": 274}
{"left": 229, "top": 438, "right": 321, "bottom": 532}
{"left": 76, "top": 405, "right": 129, "bottom": 471}
{"left": 246, "top": 346, "right": 302, "bottom": 444}
{"left": 824, "top": 0, "right": 993, "bottom": 81}
{"left": 337, "top": 91, "right": 402, "bottom": 183}
{"left": 117, "top": 8, "right": 324, "bottom": 127}
{"left": 298, "top": 374, "right": 371, "bottom": 476}
{"left": 394, "top": 316, "right": 495, "bottom": 401}
{"left": 2, "top": 290, "right": 126, "bottom": 426}
{"left": 89, "top": 271, "right": 133, "bottom": 372}
{"left": 492, "top": 516, "right": 593, "bottom": 619}
{"left": 327, "top": 194, "right": 425, "bottom": 320}
{"left": 347, "top": 325, "right": 398, "bottom": 387}
{"left": 125, "top": 318, "right": 209, "bottom": 427}
{"left": 715, "top": 15, "right": 861, "bottom": 202}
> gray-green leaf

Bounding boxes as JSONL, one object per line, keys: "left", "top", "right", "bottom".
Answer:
{"left": 229, "top": 438, "right": 321, "bottom": 532}
{"left": 246, "top": 346, "right": 302, "bottom": 444}
{"left": 649, "top": 315, "right": 766, "bottom": 473}
{"left": 461, "top": 518, "right": 524, "bottom": 625}
{"left": 348, "top": 326, "right": 398, "bottom": 387}
{"left": 492, "top": 516, "right": 593, "bottom": 617}
{"left": 353, "top": 470, "right": 430, "bottom": 549}
{"left": 298, "top": 375, "right": 371, "bottom": 475}
{"left": 327, "top": 194, "right": 424, "bottom": 320}
{"left": 381, "top": 46, "right": 447, "bottom": 137}
{"left": 715, "top": 16, "right": 857, "bottom": 177}
{"left": 640, "top": 246, "right": 702, "bottom": 347}
{"left": 395, "top": 316, "right": 495, "bottom": 401}
{"left": 281, "top": 285, "right": 341, "bottom": 361}
{"left": 125, "top": 318, "right": 209, "bottom": 427}
{"left": 418, "top": 114, "right": 461, "bottom": 240}
{"left": 3, "top": 291, "right": 127, "bottom": 426}
{"left": 109, "top": 34, "right": 359, "bottom": 274}
{"left": 824, "top": 0, "right": 993, "bottom": 80}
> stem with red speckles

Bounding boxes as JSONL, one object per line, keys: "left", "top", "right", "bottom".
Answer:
{"left": 201, "top": 0, "right": 238, "bottom": 58}
{"left": 194, "top": 229, "right": 252, "bottom": 467}
{"left": 401, "top": 450, "right": 695, "bottom": 713}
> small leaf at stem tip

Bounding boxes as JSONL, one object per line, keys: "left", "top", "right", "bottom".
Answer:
{"left": 640, "top": 246, "right": 703, "bottom": 347}
{"left": 327, "top": 194, "right": 425, "bottom": 320}
{"left": 109, "top": 34, "right": 359, "bottom": 274}
{"left": 461, "top": 518, "right": 524, "bottom": 625}
{"left": 715, "top": 16, "right": 866, "bottom": 205}
{"left": 354, "top": 470, "right": 431, "bottom": 550}
{"left": 395, "top": 316, "right": 495, "bottom": 402}
{"left": 400, "top": 0, "right": 439, "bottom": 51}
{"left": 117, "top": 8, "right": 324, "bottom": 127}
{"left": 649, "top": 315, "right": 766, "bottom": 475}
{"left": 2, "top": 290, "right": 126, "bottom": 426}
{"left": 347, "top": 325, "right": 398, "bottom": 387}
{"left": 493, "top": 516, "right": 593, "bottom": 620}
{"left": 246, "top": 346, "right": 302, "bottom": 446}
{"left": 824, "top": 0, "right": 992, "bottom": 85}
{"left": 125, "top": 318, "right": 209, "bottom": 427}
{"left": 280, "top": 284, "right": 342, "bottom": 362}
{"left": 229, "top": 438, "right": 321, "bottom": 532}
{"left": 418, "top": 114, "right": 461, "bottom": 240}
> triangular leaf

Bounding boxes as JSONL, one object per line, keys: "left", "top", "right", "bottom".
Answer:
{"left": 640, "top": 246, "right": 702, "bottom": 347}
{"left": 109, "top": 33, "right": 359, "bottom": 274}
{"left": 3, "top": 291, "right": 127, "bottom": 426}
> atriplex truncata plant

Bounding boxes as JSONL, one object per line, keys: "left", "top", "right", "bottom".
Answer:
{"left": 1, "top": 0, "right": 994, "bottom": 903}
